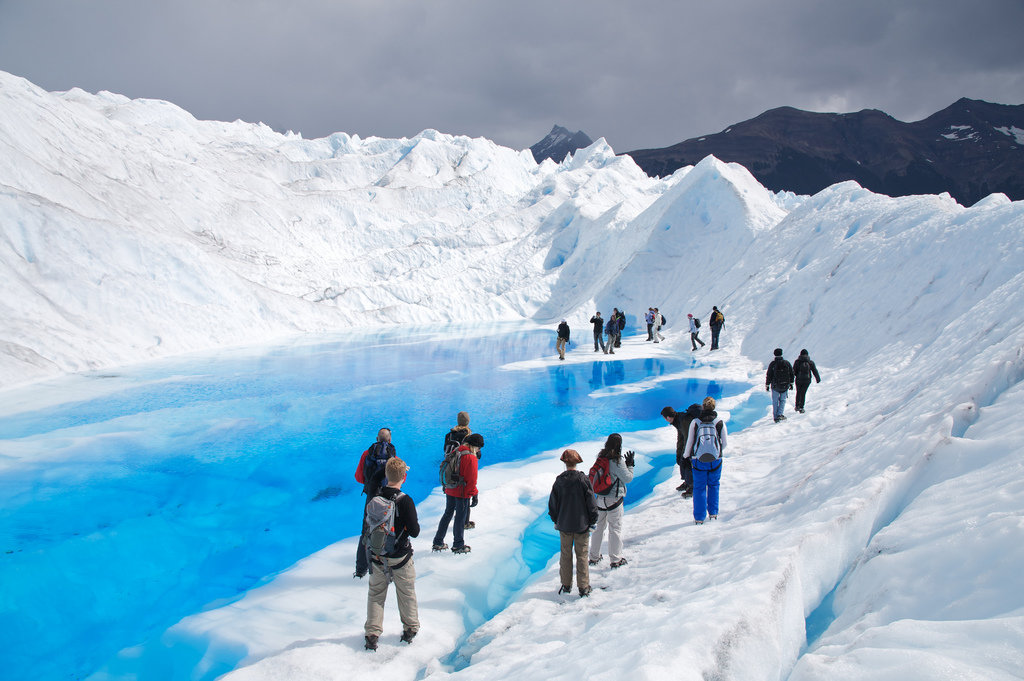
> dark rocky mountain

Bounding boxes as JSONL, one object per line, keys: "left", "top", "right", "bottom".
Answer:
{"left": 624, "top": 99, "right": 1024, "bottom": 205}
{"left": 530, "top": 125, "right": 594, "bottom": 163}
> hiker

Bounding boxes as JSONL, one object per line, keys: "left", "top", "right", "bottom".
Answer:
{"left": 662, "top": 404, "right": 701, "bottom": 496}
{"left": 588, "top": 434, "right": 635, "bottom": 569}
{"left": 653, "top": 308, "right": 665, "bottom": 343}
{"left": 682, "top": 396, "right": 728, "bottom": 524}
{"left": 792, "top": 349, "right": 822, "bottom": 413}
{"left": 590, "top": 312, "right": 606, "bottom": 353}
{"left": 353, "top": 427, "right": 396, "bottom": 578}
{"left": 688, "top": 313, "right": 705, "bottom": 350}
{"left": 709, "top": 306, "right": 725, "bottom": 350}
{"left": 765, "top": 348, "right": 795, "bottom": 422}
{"left": 603, "top": 312, "right": 617, "bottom": 355}
{"left": 613, "top": 309, "right": 626, "bottom": 347}
{"left": 443, "top": 411, "right": 478, "bottom": 529}
{"left": 645, "top": 308, "right": 655, "bottom": 341}
{"left": 432, "top": 432, "right": 482, "bottom": 554}
{"left": 363, "top": 457, "right": 420, "bottom": 651}
{"left": 556, "top": 320, "right": 571, "bottom": 360}
{"left": 548, "top": 449, "right": 599, "bottom": 597}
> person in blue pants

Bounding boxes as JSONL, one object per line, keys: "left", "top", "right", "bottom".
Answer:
{"left": 682, "top": 396, "right": 728, "bottom": 524}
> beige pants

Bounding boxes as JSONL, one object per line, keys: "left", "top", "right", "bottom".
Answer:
{"left": 556, "top": 337, "right": 567, "bottom": 359}
{"left": 559, "top": 530, "right": 590, "bottom": 591}
{"left": 364, "top": 556, "right": 419, "bottom": 637}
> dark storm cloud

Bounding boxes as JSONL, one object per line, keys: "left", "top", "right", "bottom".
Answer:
{"left": 1, "top": 0, "right": 1022, "bottom": 153}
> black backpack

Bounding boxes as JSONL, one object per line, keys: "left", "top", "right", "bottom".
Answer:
{"left": 795, "top": 359, "right": 813, "bottom": 382}
{"left": 694, "top": 317, "right": 701, "bottom": 329}
{"left": 363, "top": 441, "right": 395, "bottom": 492}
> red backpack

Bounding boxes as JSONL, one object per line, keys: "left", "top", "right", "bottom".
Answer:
{"left": 588, "top": 457, "right": 614, "bottom": 494}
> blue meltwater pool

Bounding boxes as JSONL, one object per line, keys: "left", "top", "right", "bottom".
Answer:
{"left": 0, "top": 324, "right": 756, "bottom": 681}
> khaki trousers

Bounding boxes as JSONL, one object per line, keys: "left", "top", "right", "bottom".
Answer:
{"left": 559, "top": 530, "right": 590, "bottom": 591}
{"left": 364, "top": 556, "right": 419, "bottom": 637}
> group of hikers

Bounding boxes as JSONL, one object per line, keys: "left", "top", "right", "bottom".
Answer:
{"left": 354, "top": 333, "right": 824, "bottom": 648}
{"left": 559, "top": 305, "right": 728, "bottom": 360}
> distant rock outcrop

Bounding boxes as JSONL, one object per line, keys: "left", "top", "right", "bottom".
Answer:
{"left": 624, "top": 99, "right": 1024, "bottom": 205}
{"left": 530, "top": 125, "right": 594, "bottom": 163}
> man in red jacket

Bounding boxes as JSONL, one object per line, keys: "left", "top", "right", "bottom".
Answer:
{"left": 432, "top": 433, "right": 482, "bottom": 554}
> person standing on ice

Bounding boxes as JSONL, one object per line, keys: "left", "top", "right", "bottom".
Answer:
{"left": 645, "top": 308, "right": 655, "bottom": 341}
{"left": 363, "top": 457, "right": 420, "bottom": 651}
{"left": 765, "top": 348, "right": 795, "bottom": 422}
{"left": 353, "top": 427, "right": 396, "bottom": 578}
{"left": 708, "top": 306, "right": 725, "bottom": 351}
{"left": 556, "top": 320, "right": 571, "bottom": 360}
{"left": 653, "top": 307, "right": 665, "bottom": 343}
{"left": 443, "top": 411, "right": 478, "bottom": 529}
{"left": 548, "top": 448, "right": 598, "bottom": 597}
{"left": 792, "top": 349, "right": 821, "bottom": 413}
{"left": 432, "top": 433, "right": 482, "bottom": 554}
{"left": 587, "top": 433, "right": 634, "bottom": 569}
{"left": 662, "top": 404, "right": 701, "bottom": 496}
{"left": 688, "top": 313, "right": 705, "bottom": 350}
{"left": 604, "top": 311, "right": 618, "bottom": 354}
{"left": 682, "top": 396, "right": 727, "bottom": 524}
{"left": 590, "top": 311, "right": 606, "bottom": 353}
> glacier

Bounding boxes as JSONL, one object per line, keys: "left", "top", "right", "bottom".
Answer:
{"left": 1, "top": 68, "right": 1024, "bottom": 681}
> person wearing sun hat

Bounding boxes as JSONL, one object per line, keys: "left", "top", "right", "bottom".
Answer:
{"left": 548, "top": 449, "right": 599, "bottom": 597}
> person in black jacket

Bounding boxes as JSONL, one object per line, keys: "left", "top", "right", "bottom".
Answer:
{"left": 548, "top": 449, "right": 598, "bottom": 597}
{"left": 708, "top": 306, "right": 725, "bottom": 351}
{"left": 662, "top": 404, "right": 701, "bottom": 495}
{"left": 765, "top": 348, "right": 795, "bottom": 422}
{"left": 364, "top": 457, "right": 420, "bottom": 651}
{"left": 556, "top": 320, "right": 571, "bottom": 360}
{"left": 792, "top": 349, "right": 822, "bottom": 413}
{"left": 590, "top": 312, "right": 606, "bottom": 353}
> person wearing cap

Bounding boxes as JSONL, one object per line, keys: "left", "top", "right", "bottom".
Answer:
{"left": 792, "top": 349, "right": 821, "bottom": 413}
{"left": 443, "top": 412, "right": 479, "bottom": 529}
{"left": 688, "top": 313, "right": 705, "bottom": 351}
{"left": 556, "top": 320, "right": 571, "bottom": 360}
{"left": 548, "top": 449, "right": 599, "bottom": 597}
{"left": 432, "top": 432, "right": 482, "bottom": 553}
{"left": 590, "top": 311, "right": 607, "bottom": 353}
{"left": 765, "top": 348, "right": 795, "bottom": 422}
{"left": 364, "top": 456, "right": 420, "bottom": 651}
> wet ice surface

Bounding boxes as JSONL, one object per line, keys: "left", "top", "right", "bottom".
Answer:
{"left": 0, "top": 324, "right": 753, "bottom": 681}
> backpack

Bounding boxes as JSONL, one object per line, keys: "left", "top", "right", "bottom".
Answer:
{"left": 692, "top": 420, "right": 722, "bottom": 463}
{"left": 440, "top": 446, "right": 464, "bottom": 489}
{"left": 363, "top": 492, "right": 405, "bottom": 560}
{"left": 694, "top": 317, "right": 701, "bottom": 329}
{"left": 588, "top": 457, "right": 615, "bottom": 495}
{"left": 712, "top": 310, "right": 725, "bottom": 326}
{"left": 795, "top": 359, "right": 813, "bottom": 383}
{"left": 661, "top": 314, "right": 668, "bottom": 326}
{"left": 363, "top": 441, "right": 395, "bottom": 491}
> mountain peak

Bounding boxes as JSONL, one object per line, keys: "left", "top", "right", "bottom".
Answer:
{"left": 530, "top": 125, "right": 594, "bottom": 163}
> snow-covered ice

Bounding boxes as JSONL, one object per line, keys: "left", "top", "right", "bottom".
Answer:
{"left": 1, "top": 69, "right": 1023, "bottom": 681}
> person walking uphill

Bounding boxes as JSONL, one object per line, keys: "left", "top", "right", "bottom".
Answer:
{"left": 354, "top": 427, "right": 397, "bottom": 578}
{"left": 549, "top": 449, "right": 599, "bottom": 597}
{"left": 433, "top": 433, "right": 482, "bottom": 554}
{"left": 590, "top": 312, "right": 606, "bottom": 353}
{"left": 588, "top": 434, "right": 635, "bottom": 569}
{"left": 765, "top": 348, "right": 795, "bottom": 422}
{"left": 709, "top": 306, "right": 725, "bottom": 351}
{"left": 556, "top": 320, "right": 571, "bottom": 360}
{"left": 662, "top": 404, "right": 701, "bottom": 496}
{"left": 443, "top": 411, "right": 478, "bottom": 529}
{"left": 792, "top": 349, "right": 821, "bottom": 413}
{"left": 682, "top": 397, "right": 728, "bottom": 524}
{"left": 363, "top": 457, "right": 420, "bottom": 651}
{"left": 688, "top": 314, "right": 705, "bottom": 350}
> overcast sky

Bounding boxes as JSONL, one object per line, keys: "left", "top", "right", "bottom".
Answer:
{"left": 2, "top": 0, "right": 1023, "bottom": 152}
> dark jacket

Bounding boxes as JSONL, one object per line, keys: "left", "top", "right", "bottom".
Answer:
{"left": 793, "top": 355, "right": 821, "bottom": 385}
{"left": 557, "top": 322, "right": 571, "bottom": 341}
{"left": 354, "top": 442, "right": 395, "bottom": 496}
{"left": 590, "top": 315, "right": 604, "bottom": 333}
{"left": 548, "top": 469, "right": 598, "bottom": 534}
{"left": 444, "top": 426, "right": 471, "bottom": 453}
{"left": 709, "top": 309, "right": 725, "bottom": 329}
{"left": 671, "top": 404, "right": 702, "bottom": 460}
{"left": 766, "top": 357, "right": 795, "bottom": 392}
{"left": 370, "top": 485, "right": 419, "bottom": 562}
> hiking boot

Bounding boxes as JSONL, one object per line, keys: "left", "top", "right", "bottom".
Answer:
{"left": 681, "top": 490, "right": 693, "bottom": 498}
{"left": 353, "top": 569, "right": 366, "bottom": 579}
{"left": 710, "top": 514, "right": 718, "bottom": 520}
{"left": 401, "top": 629, "right": 417, "bottom": 644}
{"left": 364, "top": 635, "right": 379, "bottom": 651}
{"left": 778, "top": 414, "right": 787, "bottom": 421}
{"left": 432, "top": 543, "right": 449, "bottom": 552}
{"left": 694, "top": 519, "right": 704, "bottom": 525}
{"left": 452, "top": 545, "right": 471, "bottom": 554}
{"left": 463, "top": 521, "right": 476, "bottom": 530}
{"left": 579, "top": 585, "right": 593, "bottom": 597}
{"left": 558, "top": 584, "right": 572, "bottom": 594}
{"left": 610, "top": 558, "right": 628, "bottom": 569}
{"left": 588, "top": 555, "right": 603, "bottom": 566}
{"left": 675, "top": 483, "right": 687, "bottom": 491}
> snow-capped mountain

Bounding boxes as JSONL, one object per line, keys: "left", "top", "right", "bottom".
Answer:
{"left": 529, "top": 124, "right": 594, "bottom": 163}
{"left": 626, "top": 98, "right": 1024, "bottom": 204}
